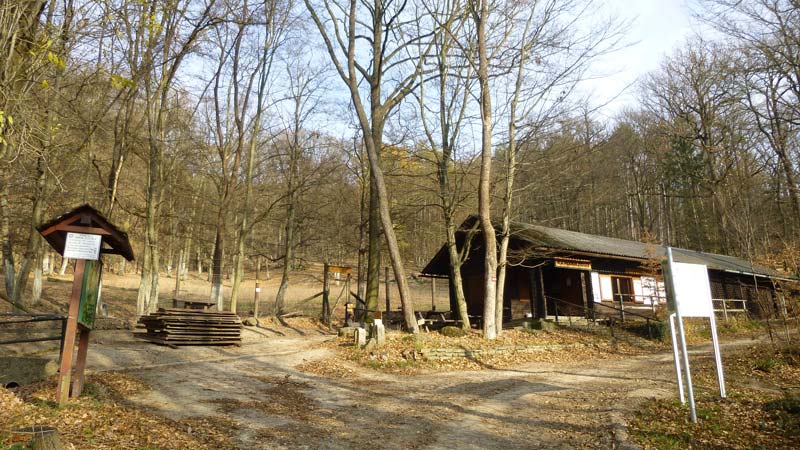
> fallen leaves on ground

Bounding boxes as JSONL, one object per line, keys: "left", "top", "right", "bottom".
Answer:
{"left": 630, "top": 339, "right": 800, "bottom": 450}
{"left": 205, "top": 375, "right": 317, "bottom": 422}
{"left": 0, "top": 371, "right": 237, "bottom": 449}
{"left": 308, "top": 328, "right": 665, "bottom": 375}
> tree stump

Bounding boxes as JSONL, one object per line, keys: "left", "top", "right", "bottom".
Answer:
{"left": 12, "top": 426, "right": 64, "bottom": 450}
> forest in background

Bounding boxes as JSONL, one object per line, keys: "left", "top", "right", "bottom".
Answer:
{"left": 2, "top": 1, "right": 799, "bottom": 334}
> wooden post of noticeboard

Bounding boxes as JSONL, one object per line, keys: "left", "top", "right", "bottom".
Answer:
{"left": 384, "top": 267, "right": 390, "bottom": 315}
{"left": 56, "top": 259, "right": 85, "bottom": 405}
{"left": 72, "top": 326, "right": 91, "bottom": 397}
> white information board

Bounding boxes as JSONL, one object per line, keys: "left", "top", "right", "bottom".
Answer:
{"left": 671, "top": 262, "right": 714, "bottom": 318}
{"left": 64, "top": 232, "right": 102, "bottom": 260}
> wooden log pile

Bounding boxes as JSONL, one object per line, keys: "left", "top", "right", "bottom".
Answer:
{"left": 135, "top": 309, "right": 242, "bottom": 347}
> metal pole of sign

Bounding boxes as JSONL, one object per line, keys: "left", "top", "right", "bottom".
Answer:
{"left": 708, "top": 312, "right": 727, "bottom": 398}
{"left": 666, "top": 246, "right": 697, "bottom": 423}
{"left": 669, "top": 313, "right": 685, "bottom": 404}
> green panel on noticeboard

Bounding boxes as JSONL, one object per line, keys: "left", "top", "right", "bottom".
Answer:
{"left": 78, "top": 259, "right": 103, "bottom": 330}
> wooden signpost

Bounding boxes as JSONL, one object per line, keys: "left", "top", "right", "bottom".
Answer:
{"left": 37, "top": 205, "right": 134, "bottom": 405}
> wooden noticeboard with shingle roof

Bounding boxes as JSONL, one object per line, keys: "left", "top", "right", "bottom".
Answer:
{"left": 37, "top": 204, "right": 134, "bottom": 405}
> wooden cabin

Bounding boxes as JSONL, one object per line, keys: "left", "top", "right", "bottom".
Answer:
{"left": 421, "top": 216, "right": 792, "bottom": 323}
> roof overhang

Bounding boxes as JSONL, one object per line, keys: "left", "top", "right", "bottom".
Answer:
{"left": 37, "top": 204, "right": 135, "bottom": 262}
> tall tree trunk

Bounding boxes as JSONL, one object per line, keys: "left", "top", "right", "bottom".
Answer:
{"left": 13, "top": 156, "right": 48, "bottom": 305}
{"left": 362, "top": 128, "right": 418, "bottom": 332}
{"left": 210, "top": 220, "right": 225, "bottom": 309}
{"left": 32, "top": 248, "right": 43, "bottom": 304}
{"left": 365, "top": 175, "right": 381, "bottom": 316}
{"left": 495, "top": 7, "right": 533, "bottom": 334}
{"left": 274, "top": 190, "right": 296, "bottom": 314}
{"left": 357, "top": 146, "right": 368, "bottom": 304}
{"left": 136, "top": 152, "right": 161, "bottom": 315}
{"left": 474, "top": 0, "right": 497, "bottom": 339}
{"left": 1, "top": 170, "right": 14, "bottom": 297}
{"left": 495, "top": 155, "right": 514, "bottom": 332}
{"left": 444, "top": 217, "right": 469, "bottom": 328}
{"left": 58, "top": 256, "right": 68, "bottom": 276}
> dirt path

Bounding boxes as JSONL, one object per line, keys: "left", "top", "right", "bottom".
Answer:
{"left": 80, "top": 329, "right": 696, "bottom": 450}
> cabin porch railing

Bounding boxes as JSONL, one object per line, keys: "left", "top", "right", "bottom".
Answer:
{"left": 712, "top": 298, "right": 748, "bottom": 321}
{"left": 545, "top": 295, "right": 657, "bottom": 339}
{"left": 610, "top": 293, "right": 666, "bottom": 313}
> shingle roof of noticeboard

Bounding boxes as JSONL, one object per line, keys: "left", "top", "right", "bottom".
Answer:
{"left": 37, "top": 204, "right": 135, "bottom": 261}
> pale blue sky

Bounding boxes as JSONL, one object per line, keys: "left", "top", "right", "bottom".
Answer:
{"left": 582, "top": 0, "right": 705, "bottom": 119}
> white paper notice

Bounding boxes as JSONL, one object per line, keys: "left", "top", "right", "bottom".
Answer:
{"left": 671, "top": 262, "right": 714, "bottom": 318}
{"left": 64, "top": 232, "right": 102, "bottom": 260}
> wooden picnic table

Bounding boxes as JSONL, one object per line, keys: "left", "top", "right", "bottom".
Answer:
{"left": 172, "top": 298, "right": 216, "bottom": 310}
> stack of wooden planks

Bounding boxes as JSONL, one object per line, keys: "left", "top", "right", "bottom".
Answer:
{"left": 135, "top": 309, "right": 242, "bottom": 347}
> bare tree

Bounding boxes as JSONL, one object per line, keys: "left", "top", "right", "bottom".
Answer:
{"left": 274, "top": 62, "right": 329, "bottom": 313}
{"left": 415, "top": 0, "right": 474, "bottom": 328}
{"left": 205, "top": 0, "right": 259, "bottom": 310}
{"left": 642, "top": 40, "right": 741, "bottom": 254}
{"left": 0, "top": 1, "right": 74, "bottom": 306}
{"left": 698, "top": 0, "right": 800, "bottom": 238}
{"left": 468, "top": 0, "right": 498, "bottom": 338}
{"left": 304, "top": 0, "right": 437, "bottom": 331}
{"left": 230, "top": 0, "right": 292, "bottom": 312}
{"left": 132, "top": 0, "right": 219, "bottom": 316}
{"left": 494, "top": 0, "right": 625, "bottom": 332}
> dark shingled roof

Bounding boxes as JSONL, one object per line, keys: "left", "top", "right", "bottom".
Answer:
{"left": 422, "top": 216, "right": 789, "bottom": 280}
{"left": 37, "top": 204, "right": 135, "bottom": 261}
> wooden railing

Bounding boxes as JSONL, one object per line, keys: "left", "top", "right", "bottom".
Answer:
{"left": 712, "top": 298, "right": 748, "bottom": 321}
{"left": 546, "top": 295, "right": 658, "bottom": 339}
{"left": 0, "top": 313, "right": 68, "bottom": 363}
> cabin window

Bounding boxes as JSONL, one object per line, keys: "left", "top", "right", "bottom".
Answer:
{"left": 611, "top": 276, "right": 634, "bottom": 303}
{"left": 641, "top": 276, "right": 663, "bottom": 304}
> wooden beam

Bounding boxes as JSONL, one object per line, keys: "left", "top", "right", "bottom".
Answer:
{"left": 38, "top": 215, "right": 82, "bottom": 236}
{"left": 71, "top": 327, "right": 90, "bottom": 397}
{"left": 580, "top": 272, "right": 589, "bottom": 318}
{"left": 54, "top": 224, "right": 112, "bottom": 235}
{"left": 57, "top": 259, "right": 85, "bottom": 405}
{"left": 385, "top": 266, "right": 390, "bottom": 314}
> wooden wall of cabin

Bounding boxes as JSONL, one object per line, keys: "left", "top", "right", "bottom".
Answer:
{"left": 463, "top": 274, "right": 485, "bottom": 318}
{"left": 709, "top": 272, "right": 777, "bottom": 318}
{"left": 530, "top": 266, "right": 546, "bottom": 319}
{"left": 503, "top": 266, "right": 532, "bottom": 321}
{"left": 460, "top": 268, "right": 534, "bottom": 322}
{"left": 541, "top": 266, "right": 587, "bottom": 316}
